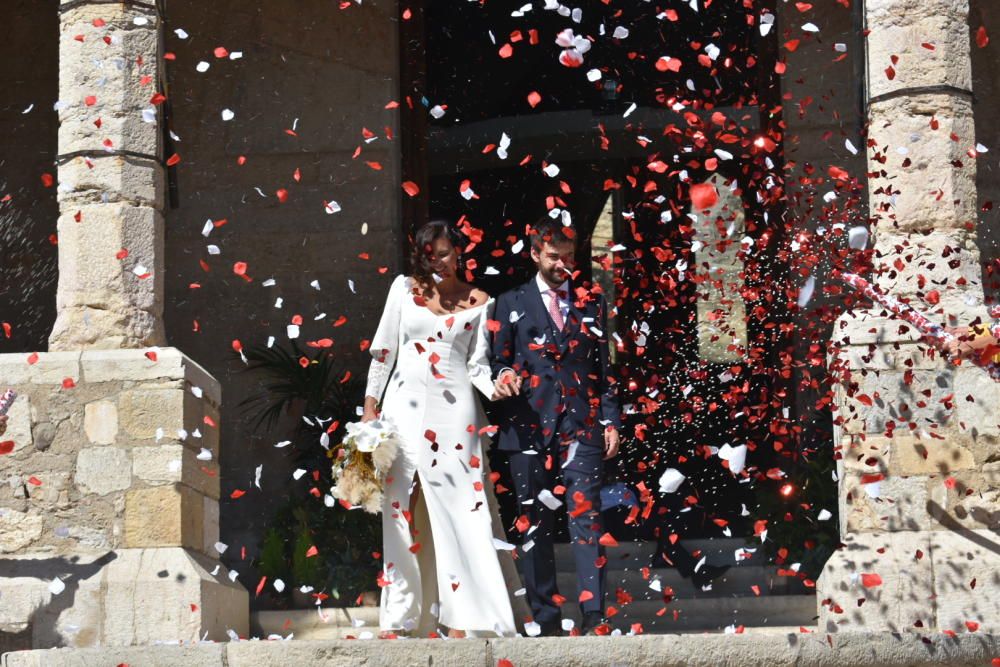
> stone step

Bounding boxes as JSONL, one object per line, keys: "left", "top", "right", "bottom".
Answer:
{"left": 557, "top": 594, "right": 818, "bottom": 634}
{"left": 556, "top": 563, "right": 809, "bottom": 601}
{"left": 9, "top": 630, "right": 997, "bottom": 667}
{"left": 251, "top": 592, "right": 817, "bottom": 640}
{"left": 253, "top": 606, "right": 381, "bottom": 641}
{"left": 551, "top": 539, "right": 761, "bottom": 572}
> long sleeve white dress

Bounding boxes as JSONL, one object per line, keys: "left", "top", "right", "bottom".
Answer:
{"left": 365, "top": 274, "right": 518, "bottom": 636}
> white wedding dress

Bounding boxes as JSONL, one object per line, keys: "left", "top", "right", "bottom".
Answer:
{"left": 365, "top": 274, "right": 518, "bottom": 636}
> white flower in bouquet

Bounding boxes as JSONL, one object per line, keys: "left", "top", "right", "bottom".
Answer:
{"left": 330, "top": 417, "right": 399, "bottom": 514}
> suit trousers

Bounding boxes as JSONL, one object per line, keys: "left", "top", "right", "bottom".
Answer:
{"left": 506, "top": 442, "right": 605, "bottom": 624}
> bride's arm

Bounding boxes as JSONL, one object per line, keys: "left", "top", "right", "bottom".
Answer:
{"left": 363, "top": 275, "right": 406, "bottom": 419}
{"left": 468, "top": 298, "right": 499, "bottom": 400}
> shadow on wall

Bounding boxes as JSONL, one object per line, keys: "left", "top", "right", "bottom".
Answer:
{"left": 0, "top": 552, "right": 116, "bottom": 652}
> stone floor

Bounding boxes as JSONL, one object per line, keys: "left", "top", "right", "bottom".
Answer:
{"left": 3, "top": 632, "right": 998, "bottom": 667}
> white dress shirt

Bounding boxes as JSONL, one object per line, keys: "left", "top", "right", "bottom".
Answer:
{"left": 536, "top": 272, "right": 570, "bottom": 327}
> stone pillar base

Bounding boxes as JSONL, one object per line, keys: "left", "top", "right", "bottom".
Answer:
{"left": 0, "top": 548, "right": 248, "bottom": 650}
{"left": 817, "top": 529, "right": 1000, "bottom": 634}
{"left": 0, "top": 348, "right": 248, "bottom": 648}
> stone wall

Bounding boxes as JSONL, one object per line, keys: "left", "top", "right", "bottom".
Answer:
{"left": 158, "top": 0, "right": 403, "bottom": 587}
{"left": 0, "top": 350, "right": 220, "bottom": 555}
{"left": 0, "top": 349, "right": 246, "bottom": 648}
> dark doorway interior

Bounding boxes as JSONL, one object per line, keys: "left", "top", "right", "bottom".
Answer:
{"left": 0, "top": 0, "right": 58, "bottom": 354}
{"left": 401, "top": 0, "right": 789, "bottom": 544}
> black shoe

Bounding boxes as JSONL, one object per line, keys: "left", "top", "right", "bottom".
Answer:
{"left": 580, "top": 611, "right": 606, "bottom": 635}
{"left": 536, "top": 619, "right": 563, "bottom": 637}
{"left": 691, "top": 563, "right": 730, "bottom": 588}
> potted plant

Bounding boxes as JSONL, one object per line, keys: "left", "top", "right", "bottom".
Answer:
{"left": 241, "top": 341, "right": 381, "bottom": 609}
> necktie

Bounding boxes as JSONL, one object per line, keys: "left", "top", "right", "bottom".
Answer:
{"left": 547, "top": 289, "right": 565, "bottom": 332}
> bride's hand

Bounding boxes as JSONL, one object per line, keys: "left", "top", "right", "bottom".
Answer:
{"left": 492, "top": 370, "right": 521, "bottom": 400}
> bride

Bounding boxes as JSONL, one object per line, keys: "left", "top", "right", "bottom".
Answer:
{"left": 363, "top": 220, "right": 520, "bottom": 638}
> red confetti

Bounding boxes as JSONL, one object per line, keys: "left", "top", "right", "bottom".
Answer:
{"left": 860, "top": 573, "right": 883, "bottom": 588}
{"left": 690, "top": 182, "right": 718, "bottom": 210}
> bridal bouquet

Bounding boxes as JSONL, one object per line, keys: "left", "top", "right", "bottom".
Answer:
{"left": 330, "top": 417, "right": 400, "bottom": 514}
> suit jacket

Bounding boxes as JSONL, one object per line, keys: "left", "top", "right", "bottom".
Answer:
{"left": 489, "top": 277, "right": 621, "bottom": 453}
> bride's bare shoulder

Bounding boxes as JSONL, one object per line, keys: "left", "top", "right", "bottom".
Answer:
{"left": 467, "top": 286, "right": 491, "bottom": 306}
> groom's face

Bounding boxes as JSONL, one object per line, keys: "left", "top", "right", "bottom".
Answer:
{"left": 532, "top": 239, "right": 575, "bottom": 287}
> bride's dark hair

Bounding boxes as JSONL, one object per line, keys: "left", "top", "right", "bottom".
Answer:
{"left": 411, "top": 220, "right": 465, "bottom": 287}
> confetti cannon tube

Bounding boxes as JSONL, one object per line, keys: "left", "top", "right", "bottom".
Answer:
{"left": 835, "top": 271, "right": 1000, "bottom": 379}
{"left": 0, "top": 389, "right": 17, "bottom": 416}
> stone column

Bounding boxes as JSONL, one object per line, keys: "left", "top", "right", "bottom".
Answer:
{"left": 818, "top": 0, "right": 1000, "bottom": 633}
{"left": 0, "top": 2, "right": 247, "bottom": 650}
{"left": 49, "top": 0, "right": 167, "bottom": 350}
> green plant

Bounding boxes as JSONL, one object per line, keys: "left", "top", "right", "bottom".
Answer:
{"left": 238, "top": 341, "right": 352, "bottom": 433}
{"left": 291, "top": 509, "right": 324, "bottom": 587}
{"left": 257, "top": 525, "right": 289, "bottom": 584}
{"left": 242, "top": 341, "right": 381, "bottom": 608}
{"left": 752, "top": 443, "right": 839, "bottom": 580}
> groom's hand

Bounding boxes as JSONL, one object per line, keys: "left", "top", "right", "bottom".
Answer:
{"left": 603, "top": 426, "right": 620, "bottom": 460}
{"left": 491, "top": 370, "right": 522, "bottom": 400}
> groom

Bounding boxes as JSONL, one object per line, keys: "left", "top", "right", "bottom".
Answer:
{"left": 490, "top": 219, "right": 621, "bottom": 636}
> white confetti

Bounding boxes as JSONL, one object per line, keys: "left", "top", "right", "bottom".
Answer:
{"left": 718, "top": 444, "right": 748, "bottom": 475}
{"left": 848, "top": 226, "right": 869, "bottom": 250}
{"left": 537, "top": 489, "right": 563, "bottom": 510}
{"left": 658, "top": 468, "right": 685, "bottom": 493}
{"left": 797, "top": 275, "right": 815, "bottom": 308}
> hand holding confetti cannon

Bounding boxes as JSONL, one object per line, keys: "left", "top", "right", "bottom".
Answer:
{"left": 834, "top": 271, "right": 1000, "bottom": 380}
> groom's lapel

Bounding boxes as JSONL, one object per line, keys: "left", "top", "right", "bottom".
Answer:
{"left": 562, "top": 293, "right": 586, "bottom": 345}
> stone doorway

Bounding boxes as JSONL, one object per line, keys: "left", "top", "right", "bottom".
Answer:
{"left": 398, "top": 0, "right": 790, "bottom": 549}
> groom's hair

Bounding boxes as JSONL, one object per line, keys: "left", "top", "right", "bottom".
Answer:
{"left": 529, "top": 218, "right": 576, "bottom": 251}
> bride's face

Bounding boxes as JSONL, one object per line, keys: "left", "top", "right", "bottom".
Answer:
{"left": 428, "top": 237, "right": 459, "bottom": 279}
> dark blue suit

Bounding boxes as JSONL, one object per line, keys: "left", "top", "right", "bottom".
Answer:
{"left": 490, "top": 276, "right": 621, "bottom": 625}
